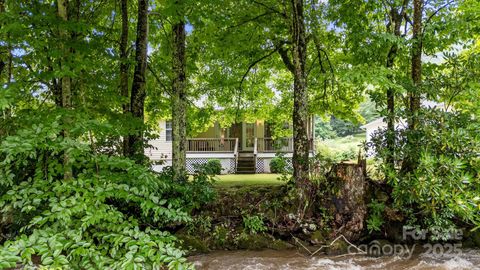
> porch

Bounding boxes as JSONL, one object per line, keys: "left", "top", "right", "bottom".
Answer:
{"left": 186, "top": 137, "right": 315, "bottom": 174}
{"left": 186, "top": 137, "right": 315, "bottom": 153}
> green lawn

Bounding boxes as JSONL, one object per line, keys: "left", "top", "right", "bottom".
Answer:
{"left": 317, "top": 133, "right": 365, "bottom": 155}
{"left": 213, "top": 174, "right": 284, "bottom": 187}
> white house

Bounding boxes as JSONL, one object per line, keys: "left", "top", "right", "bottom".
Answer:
{"left": 145, "top": 118, "right": 316, "bottom": 174}
{"left": 361, "top": 101, "right": 447, "bottom": 147}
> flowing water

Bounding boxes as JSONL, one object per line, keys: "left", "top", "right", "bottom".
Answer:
{"left": 189, "top": 248, "right": 480, "bottom": 270}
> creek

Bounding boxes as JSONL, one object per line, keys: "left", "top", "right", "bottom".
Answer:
{"left": 189, "top": 248, "right": 480, "bottom": 269}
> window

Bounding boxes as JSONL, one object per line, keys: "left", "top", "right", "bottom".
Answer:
{"left": 265, "top": 122, "right": 273, "bottom": 138}
{"left": 165, "top": 121, "right": 172, "bottom": 141}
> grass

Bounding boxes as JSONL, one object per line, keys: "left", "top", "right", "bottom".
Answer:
{"left": 213, "top": 174, "right": 284, "bottom": 187}
{"left": 317, "top": 133, "right": 365, "bottom": 155}
{"left": 211, "top": 134, "right": 366, "bottom": 188}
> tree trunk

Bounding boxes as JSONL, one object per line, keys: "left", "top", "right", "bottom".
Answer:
{"left": 57, "top": 0, "right": 73, "bottom": 180}
{"left": 290, "top": 0, "right": 313, "bottom": 215}
{"left": 0, "top": 3, "right": 13, "bottom": 85}
{"left": 0, "top": 0, "right": 5, "bottom": 81}
{"left": 403, "top": 0, "right": 423, "bottom": 173}
{"left": 57, "top": 0, "right": 71, "bottom": 110}
{"left": 171, "top": 20, "right": 187, "bottom": 180}
{"left": 126, "top": 0, "right": 148, "bottom": 163}
{"left": 409, "top": 0, "right": 423, "bottom": 130}
{"left": 120, "top": 0, "right": 130, "bottom": 156}
{"left": 384, "top": 2, "right": 407, "bottom": 173}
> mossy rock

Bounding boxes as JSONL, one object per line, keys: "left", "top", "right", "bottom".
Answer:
{"left": 236, "top": 233, "right": 273, "bottom": 250}
{"left": 463, "top": 229, "right": 480, "bottom": 248}
{"left": 310, "top": 230, "right": 326, "bottom": 245}
{"left": 269, "top": 239, "right": 294, "bottom": 250}
{"left": 325, "top": 238, "right": 350, "bottom": 255}
{"left": 177, "top": 234, "right": 209, "bottom": 254}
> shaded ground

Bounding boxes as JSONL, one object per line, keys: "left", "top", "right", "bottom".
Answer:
{"left": 177, "top": 182, "right": 335, "bottom": 255}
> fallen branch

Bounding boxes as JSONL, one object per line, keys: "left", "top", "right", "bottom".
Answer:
{"left": 291, "top": 234, "right": 313, "bottom": 255}
{"left": 310, "top": 234, "right": 367, "bottom": 257}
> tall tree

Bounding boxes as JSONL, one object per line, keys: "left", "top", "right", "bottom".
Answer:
{"left": 401, "top": 0, "right": 424, "bottom": 173}
{"left": 409, "top": 0, "right": 423, "bottom": 130}
{"left": 0, "top": 0, "right": 5, "bottom": 81}
{"left": 126, "top": 0, "right": 149, "bottom": 163}
{"left": 192, "top": 0, "right": 354, "bottom": 209}
{"left": 120, "top": 0, "right": 130, "bottom": 156}
{"left": 290, "top": 0, "right": 313, "bottom": 205}
{"left": 385, "top": 0, "right": 409, "bottom": 173}
{"left": 57, "top": 0, "right": 73, "bottom": 179}
{"left": 57, "top": 0, "right": 71, "bottom": 111}
{"left": 171, "top": 12, "right": 187, "bottom": 180}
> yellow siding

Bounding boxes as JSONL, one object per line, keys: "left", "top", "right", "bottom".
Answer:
{"left": 257, "top": 120, "right": 264, "bottom": 138}
{"left": 195, "top": 123, "right": 217, "bottom": 138}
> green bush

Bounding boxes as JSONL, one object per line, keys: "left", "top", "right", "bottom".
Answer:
{"left": 369, "top": 110, "right": 480, "bottom": 235}
{"left": 338, "top": 147, "right": 357, "bottom": 161}
{"left": 242, "top": 214, "right": 267, "bottom": 234}
{"left": 367, "top": 199, "right": 385, "bottom": 233}
{"left": 0, "top": 115, "right": 197, "bottom": 269}
{"left": 195, "top": 159, "right": 222, "bottom": 175}
{"left": 270, "top": 156, "right": 288, "bottom": 174}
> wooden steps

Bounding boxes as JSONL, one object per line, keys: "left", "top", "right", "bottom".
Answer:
{"left": 236, "top": 152, "right": 255, "bottom": 174}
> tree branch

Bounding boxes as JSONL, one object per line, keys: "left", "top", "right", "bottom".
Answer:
{"left": 234, "top": 48, "right": 279, "bottom": 121}
{"left": 278, "top": 46, "right": 294, "bottom": 73}
{"left": 147, "top": 62, "right": 172, "bottom": 96}
{"left": 147, "top": 62, "right": 199, "bottom": 109}
{"left": 422, "top": 0, "right": 454, "bottom": 35}
{"left": 239, "top": 48, "right": 279, "bottom": 88}
{"left": 252, "top": 0, "right": 287, "bottom": 18}
{"left": 228, "top": 11, "right": 274, "bottom": 29}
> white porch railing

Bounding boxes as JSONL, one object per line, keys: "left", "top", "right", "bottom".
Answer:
{"left": 186, "top": 138, "right": 238, "bottom": 152}
{"left": 256, "top": 137, "right": 315, "bottom": 153}
{"left": 256, "top": 137, "right": 293, "bottom": 152}
{"left": 186, "top": 137, "right": 314, "bottom": 153}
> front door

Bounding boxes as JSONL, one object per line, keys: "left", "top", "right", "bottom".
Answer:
{"left": 242, "top": 122, "right": 256, "bottom": 151}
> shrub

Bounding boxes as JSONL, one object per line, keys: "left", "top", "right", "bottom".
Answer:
{"left": 196, "top": 159, "right": 222, "bottom": 175}
{"left": 315, "top": 143, "right": 357, "bottom": 162}
{"left": 0, "top": 116, "right": 195, "bottom": 269}
{"left": 160, "top": 166, "right": 216, "bottom": 211}
{"left": 338, "top": 147, "right": 357, "bottom": 161}
{"left": 367, "top": 199, "right": 385, "bottom": 233}
{"left": 270, "top": 155, "right": 288, "bottom": 174}
{"left": 242, "top": 215, "right": 267, "bottom": 234}
{"left": 369, "top": 109, "right": 480, "bottom": 234}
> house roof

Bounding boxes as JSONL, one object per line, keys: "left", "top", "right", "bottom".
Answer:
{"left": 360, "top": 100, "right": 447, "bottom": 130}
{"left": 360, "top": 117, "right": 385, "bottom": 130}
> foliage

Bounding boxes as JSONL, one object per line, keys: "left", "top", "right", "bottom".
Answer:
{"left": 194, "top": 159, "right": 222, "bottom": 176}
{"left": 315, "top": 98, "right": 378, "bottom": 140}
{"left": 242, "top": 215, "right": 267, "bottom": 235}
{"left": 185, "top": 215, "right": 212, "bottom": 238}
{"left": 367, "top": 200, "right": 385, "bottom": 233}
{"left": 369, "top": 109, "right": 480, "bottom": 231}
{"left": 270, "top": 154, "right": 290, "bottom": 174}
{"left": 0, "top": 115, "right": 195, "bottom": 269}
{"left": 160, "top": 166, "right": 217, "bottom": 212}
{"left": 315, "top": 117, "right": 337, "bottom": 140}
{"left": 315, "top": 143, "right": 357, "bottom": 163}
